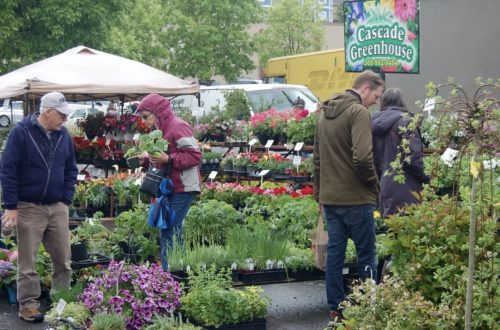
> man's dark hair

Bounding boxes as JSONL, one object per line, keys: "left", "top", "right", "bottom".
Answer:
{"left": 352, "top": 70, "right": 385, "bottom": 90}
{"left": 380, "top": 88, "right": 407, "bottom": 110}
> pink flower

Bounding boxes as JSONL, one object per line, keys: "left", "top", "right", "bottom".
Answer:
{"left": 395, "top": 0, "right": 417, "bottom": 21}
{"left": 402, "top": 62, "right": 414, "bottom": 72}
{"left": 406, "top": 30, "right": 416, "bottom": 42}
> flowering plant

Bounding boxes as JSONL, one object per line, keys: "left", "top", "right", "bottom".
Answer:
{"left": 194, "top": 113, "right": 234, "bottom": 142}
{"left": 79, "top": 261, "right": 182, "bottom": 330}
{"left": 286, "top": 111, "right": 318, "bottom": 145}
{"left": 250, "top": 109, "right": 290, "bottom": 144}
{"left": 0, "top": 245, "right": 18, "bottom": 287}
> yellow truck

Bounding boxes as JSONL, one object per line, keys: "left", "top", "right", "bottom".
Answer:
{"left": 264, "top": 49, "right": 358, "bottom": 102}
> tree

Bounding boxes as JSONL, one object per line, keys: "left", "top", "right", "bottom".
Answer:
{"left": 161, "top": 0, "right": 262, "bottom": 82}
{"left": 254, "top": 0, "right": 325, "bottom": 67}
{"left": 103, "top": 0, "right": 169, "bottom": 70}
{"left": 0, "top": 0, "right": 126, "bottom": 74}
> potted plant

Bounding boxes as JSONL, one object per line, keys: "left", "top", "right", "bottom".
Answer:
{"left": 73, "top": 182, "right": 88, "bottom": 217}
{"left": 181, "top": 266, "right": 269, "bottom": 329}
{"left": 90, "top": 313, "right": 126, "bottom": 330}
{"left": 79, "top": 261, "right": 182, "bottom": 330}
{"left": 86, "top": 179, "right": 111, "bottom": 217}
{"left": 111, "top": 177, "right": 133, "bottom": 216}
{"left": 0, "top": 243, "right": 18, "bottom": 304}
{"left": 45, "top": 302, "right": 90, "bottom": 329}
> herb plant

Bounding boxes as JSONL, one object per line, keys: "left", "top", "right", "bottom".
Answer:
{"left": 124, "top": 130, "right": 168, "bottom": 158}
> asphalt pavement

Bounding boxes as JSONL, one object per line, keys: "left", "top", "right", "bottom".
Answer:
{"left": 0, "top": 280, "right": 330, "bottom": 330}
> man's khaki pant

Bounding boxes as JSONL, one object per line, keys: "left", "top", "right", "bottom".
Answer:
{"left": 16, "top": 202, "right": 71, "bottom": 309}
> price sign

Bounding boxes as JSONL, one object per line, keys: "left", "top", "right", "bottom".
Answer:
{"left": 258, "top": 169, "right": 270, "bottom": 177}
{"left": 265, "top": 140, "right": 274, "bottom": 148}
{"left": 248, "top": 138, "right": 258, "bottom": 146}
{"left": 92, "top": 136, "right": 98, "bottom": 143}
{"left": 55, "top": 299, "right": 67, "bottom": 316}
{"left": 293, "top": 155, "right": 302, "bottom": 166}
{"left": 133, "top": 133, "right": 141, "bottom": 141}
{"left": 440, "top": 148, "right": 458, "bottom": 167}
{"left": 294, "top": 142, "right": 304, "bottom": 151}
{"left": 208, "top": 171, "right": 218, "bottom": 180}
{"left": 77, "top": 174, "right": 86, "bottom": 181}
{"left": 191, "top": 107, "right": 204, "bottom": 117}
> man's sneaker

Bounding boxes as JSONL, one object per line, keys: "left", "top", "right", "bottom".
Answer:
{"left": 19, "top": 307, "right": 44, "bottom": 322}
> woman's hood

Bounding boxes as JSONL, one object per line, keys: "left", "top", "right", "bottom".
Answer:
{"left": 371, "top": 107, "right": 406, "bottom": 136}
{"left": 137, "top": 94, "right": 173, "bottom": 124}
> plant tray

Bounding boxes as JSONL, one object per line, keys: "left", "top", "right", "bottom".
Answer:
{"left": 288, "top": 268, "right": 325, "bottom": 282}
{"left": 273, "top": 174, "right": 290, "bottom": 180}
{"left": 239, "top": 269, "right": 286, "bottom": 285}
{"left": 202, "top": 318, "right": 266, "bottom": 330}
{"left": 290, "top": 175, "right": 310, "bottom": 183}
{"left": 71, "top": 254, "right": 111, "bottom": 270}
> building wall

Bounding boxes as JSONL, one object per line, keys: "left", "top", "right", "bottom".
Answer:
{"left": 386, "top": 0, "right": 500, "bottom": 110}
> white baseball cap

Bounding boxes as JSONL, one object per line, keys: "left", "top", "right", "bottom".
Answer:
{"left": 40, "top": 92, "right": 74, "bottom": 115}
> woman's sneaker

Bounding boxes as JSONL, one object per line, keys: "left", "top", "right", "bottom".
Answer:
{"left": 19, "top": 307, "right": 44, "bottom": 322}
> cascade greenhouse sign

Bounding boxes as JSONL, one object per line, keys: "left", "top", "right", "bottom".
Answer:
{"left": 343, "top": 0, "right": 420, "bottom": 73}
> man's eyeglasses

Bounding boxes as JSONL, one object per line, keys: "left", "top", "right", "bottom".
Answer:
{"left": 52, "top": 109, "right": 67, "bottom": 120}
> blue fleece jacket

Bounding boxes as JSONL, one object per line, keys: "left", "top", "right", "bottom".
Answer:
{"left": 0, "top": 114, "right": 78, "bottom": 209}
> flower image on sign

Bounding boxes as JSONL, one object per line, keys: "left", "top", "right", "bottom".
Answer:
{"left": 344, "top": 0, "right": 420, "bottom": 73}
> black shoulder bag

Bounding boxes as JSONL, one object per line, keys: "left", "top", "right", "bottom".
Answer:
{"left": 139, "top": 165, "right": 173, "bottom": 197}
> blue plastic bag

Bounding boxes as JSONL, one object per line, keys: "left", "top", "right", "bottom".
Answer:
{"left": 147, "top": 178, "right": 176, "bottom": 230}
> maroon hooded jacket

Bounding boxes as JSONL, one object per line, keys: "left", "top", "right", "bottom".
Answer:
{"left": 137, "top": 94, "right": 201, "bottom": 193}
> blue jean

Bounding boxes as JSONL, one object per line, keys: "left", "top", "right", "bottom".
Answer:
{"left": 160, "top": 192, "right": 196, "bottom": 271}
{"left": 323, "top": 204, "right": 377, "bottom": 311}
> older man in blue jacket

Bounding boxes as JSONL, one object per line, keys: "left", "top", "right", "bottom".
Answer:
{"left": 0, "top": 92, "right": 78, "bottom": 323}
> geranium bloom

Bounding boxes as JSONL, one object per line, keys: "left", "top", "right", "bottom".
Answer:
{"left": 395, "top": 0, "right": 417, "bottom": 21}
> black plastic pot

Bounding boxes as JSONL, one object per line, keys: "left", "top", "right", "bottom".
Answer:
{"left": 71, "top": 242, "right": 88, "bottom": 262}
{"left": 203, "top": 318, "right": 266, "bottom": 330}
{"left": 126, "top": 156, "right": 141, "bottom": 169}
{"left": 239, "top": 269, "right": 286, "bottom": 285}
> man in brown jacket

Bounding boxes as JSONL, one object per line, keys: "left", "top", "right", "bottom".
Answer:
{"left": 313, "top": 70, "right": 384, "bottom": 322}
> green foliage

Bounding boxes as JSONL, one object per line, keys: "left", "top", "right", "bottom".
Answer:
{"left": 200, "top": 187, "right": 252, "bottom": 211}
{"left": 162, "top": 0, "right": 262, "bottom": 82}
{"left": 338, "top": 277, "right": 451, "bottom": 330}
{"left": 91, "top": 313, "right": 126, "bottom": 330}
{"left": 124, "top": 130, "right": 168, "bottom": 158}
{"left": 110, "top": 204, "right": 160, "bottom": 261}
{"left": 50, "top": 281, "right": 85, "bottom": 305}
{"left": 169, "top": 241, "right": 231, "bottom": 272}
{"left": 285, "top": 244, "right": 315, "bottom": 272}
{"left": 0, "top": 0, "right": 126, "bottom": 74}
{"left": 46, "top": 302, "right": 90, "bottom": 329}
{"left": 223, "top": 90, "right": 252, "bottom": 121}
{"left": 184, "top": 200, "right": 244, "bottom": 245}
{"left": 181, "top": 266, "right": 269, "bottom": 328}
{"left": 144, "top": 314, "right": 202, "bottom": 330}
{"left": 104, "top": 0, "right": 169, "bottom": 70}
{"left": 386, "top": 195, "right": 499, "bottom": 328}
{"left": 255, "top": 0, "right": 325, "bottom": 67}
{"left": 286, "top": 112, "right": 318, "bottom": 145}
{"left": 225, "top": 224, "right": 290, "bottom": 270}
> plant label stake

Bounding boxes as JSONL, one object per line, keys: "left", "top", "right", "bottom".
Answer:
{"left": 133, "top": 133, "right": 141, "bottom": 141}
{"left": 77, "top": 174, "right": 85, "bottom": 181}
{"left": 440, "top": 148, "right": 458, "bottom": 166}
{"left": 293, "top": 155, "right": 301, "bottom": 173}
{"left": 248, "top": 138, "right": 258, "bottom": 153}
{"left": 258, "top": 170, "right": 270, "bottom": 188}
{"left": 265, "top": 139, "right": 274, "bottom": 153}
{"left": 294, "top": 142, "right": 304, "bottom": 151}
{"left": 55, "top": 298, "right": 67, "bottom": 317}
{"left": 208, "top": 171, "right": 218, "bottom": 183}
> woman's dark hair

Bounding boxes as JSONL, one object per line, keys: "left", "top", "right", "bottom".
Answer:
{"left": 380, "top": 88, "right": 407, "bottom": 111}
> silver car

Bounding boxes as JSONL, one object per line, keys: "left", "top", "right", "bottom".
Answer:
{"left": 0, "top": 99, "right": 24, "bottom": 127}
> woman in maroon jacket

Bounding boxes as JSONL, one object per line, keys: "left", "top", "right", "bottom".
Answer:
{"left": 136, "top": 94, "right": 201, "bottom": 270}
{"left": 371, "top": 88, "right": 429, "bottom": 218}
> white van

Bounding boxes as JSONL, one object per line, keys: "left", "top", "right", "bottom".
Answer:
{"left": 170, "top": 84, "right": 319, "bottom": 116}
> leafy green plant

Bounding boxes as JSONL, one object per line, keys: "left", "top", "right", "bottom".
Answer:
{"left": 337, "top": 277, "right": 451, "bottom": 330}
{"left": 45, "top": 302, "right": 90, "bottom": 329}
{"left": 223, "top": 89, "right": 252, "bottom": 121}
{"left": 181, "top": 266, "right": 269, "bottom": 328}
{"left": 50, "top": 281, "right": 85, "bottom": 305}
{"left": 91, "top": 312, "right": 126, "bottom": 330}
{"left": 124, "top": 130, "right": 168, "bottom": 158}
{"left": 286, "top": 111, "right": 318, "bottom": 145}
{"left": 386, "top": 193, "right": 499, "bottom": 328}
{"left": 285, "top": 244, "right": 315, "bottom": 272}
{"left": 110, "top": 204, "right": 160, "bottom": 261}
{"left": 183, "top": 200, "right": 244, "bottom": 245}
{"left": 144, "top": 314, "right": 202, "bottom": 330}
{"left": 168, "top": 240, "right": 231, "bottom": 272}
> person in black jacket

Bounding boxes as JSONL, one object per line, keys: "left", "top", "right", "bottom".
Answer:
{"left": 0, "top": 92, "right": 78, "bottom": 323}
{"left": 371, "top": 88, "right": 429, "bottom": 218}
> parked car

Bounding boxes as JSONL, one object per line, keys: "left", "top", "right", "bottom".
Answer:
{"left": 64, "top": 104, "right": 106, "bottom": 132}
{"left": 0, "top": 99, "right": 24, "bottom": 127}
{"left": 170, "top": 83, "right": 319, "bottom": 116}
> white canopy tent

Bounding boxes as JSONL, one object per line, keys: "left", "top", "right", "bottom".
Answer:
{"left": 0, "top": 46, "right": 199, "bottom": 104}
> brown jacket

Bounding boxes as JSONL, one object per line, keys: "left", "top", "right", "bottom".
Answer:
{"left": 313, "top": 90, "right": 379, "bottom": 205}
